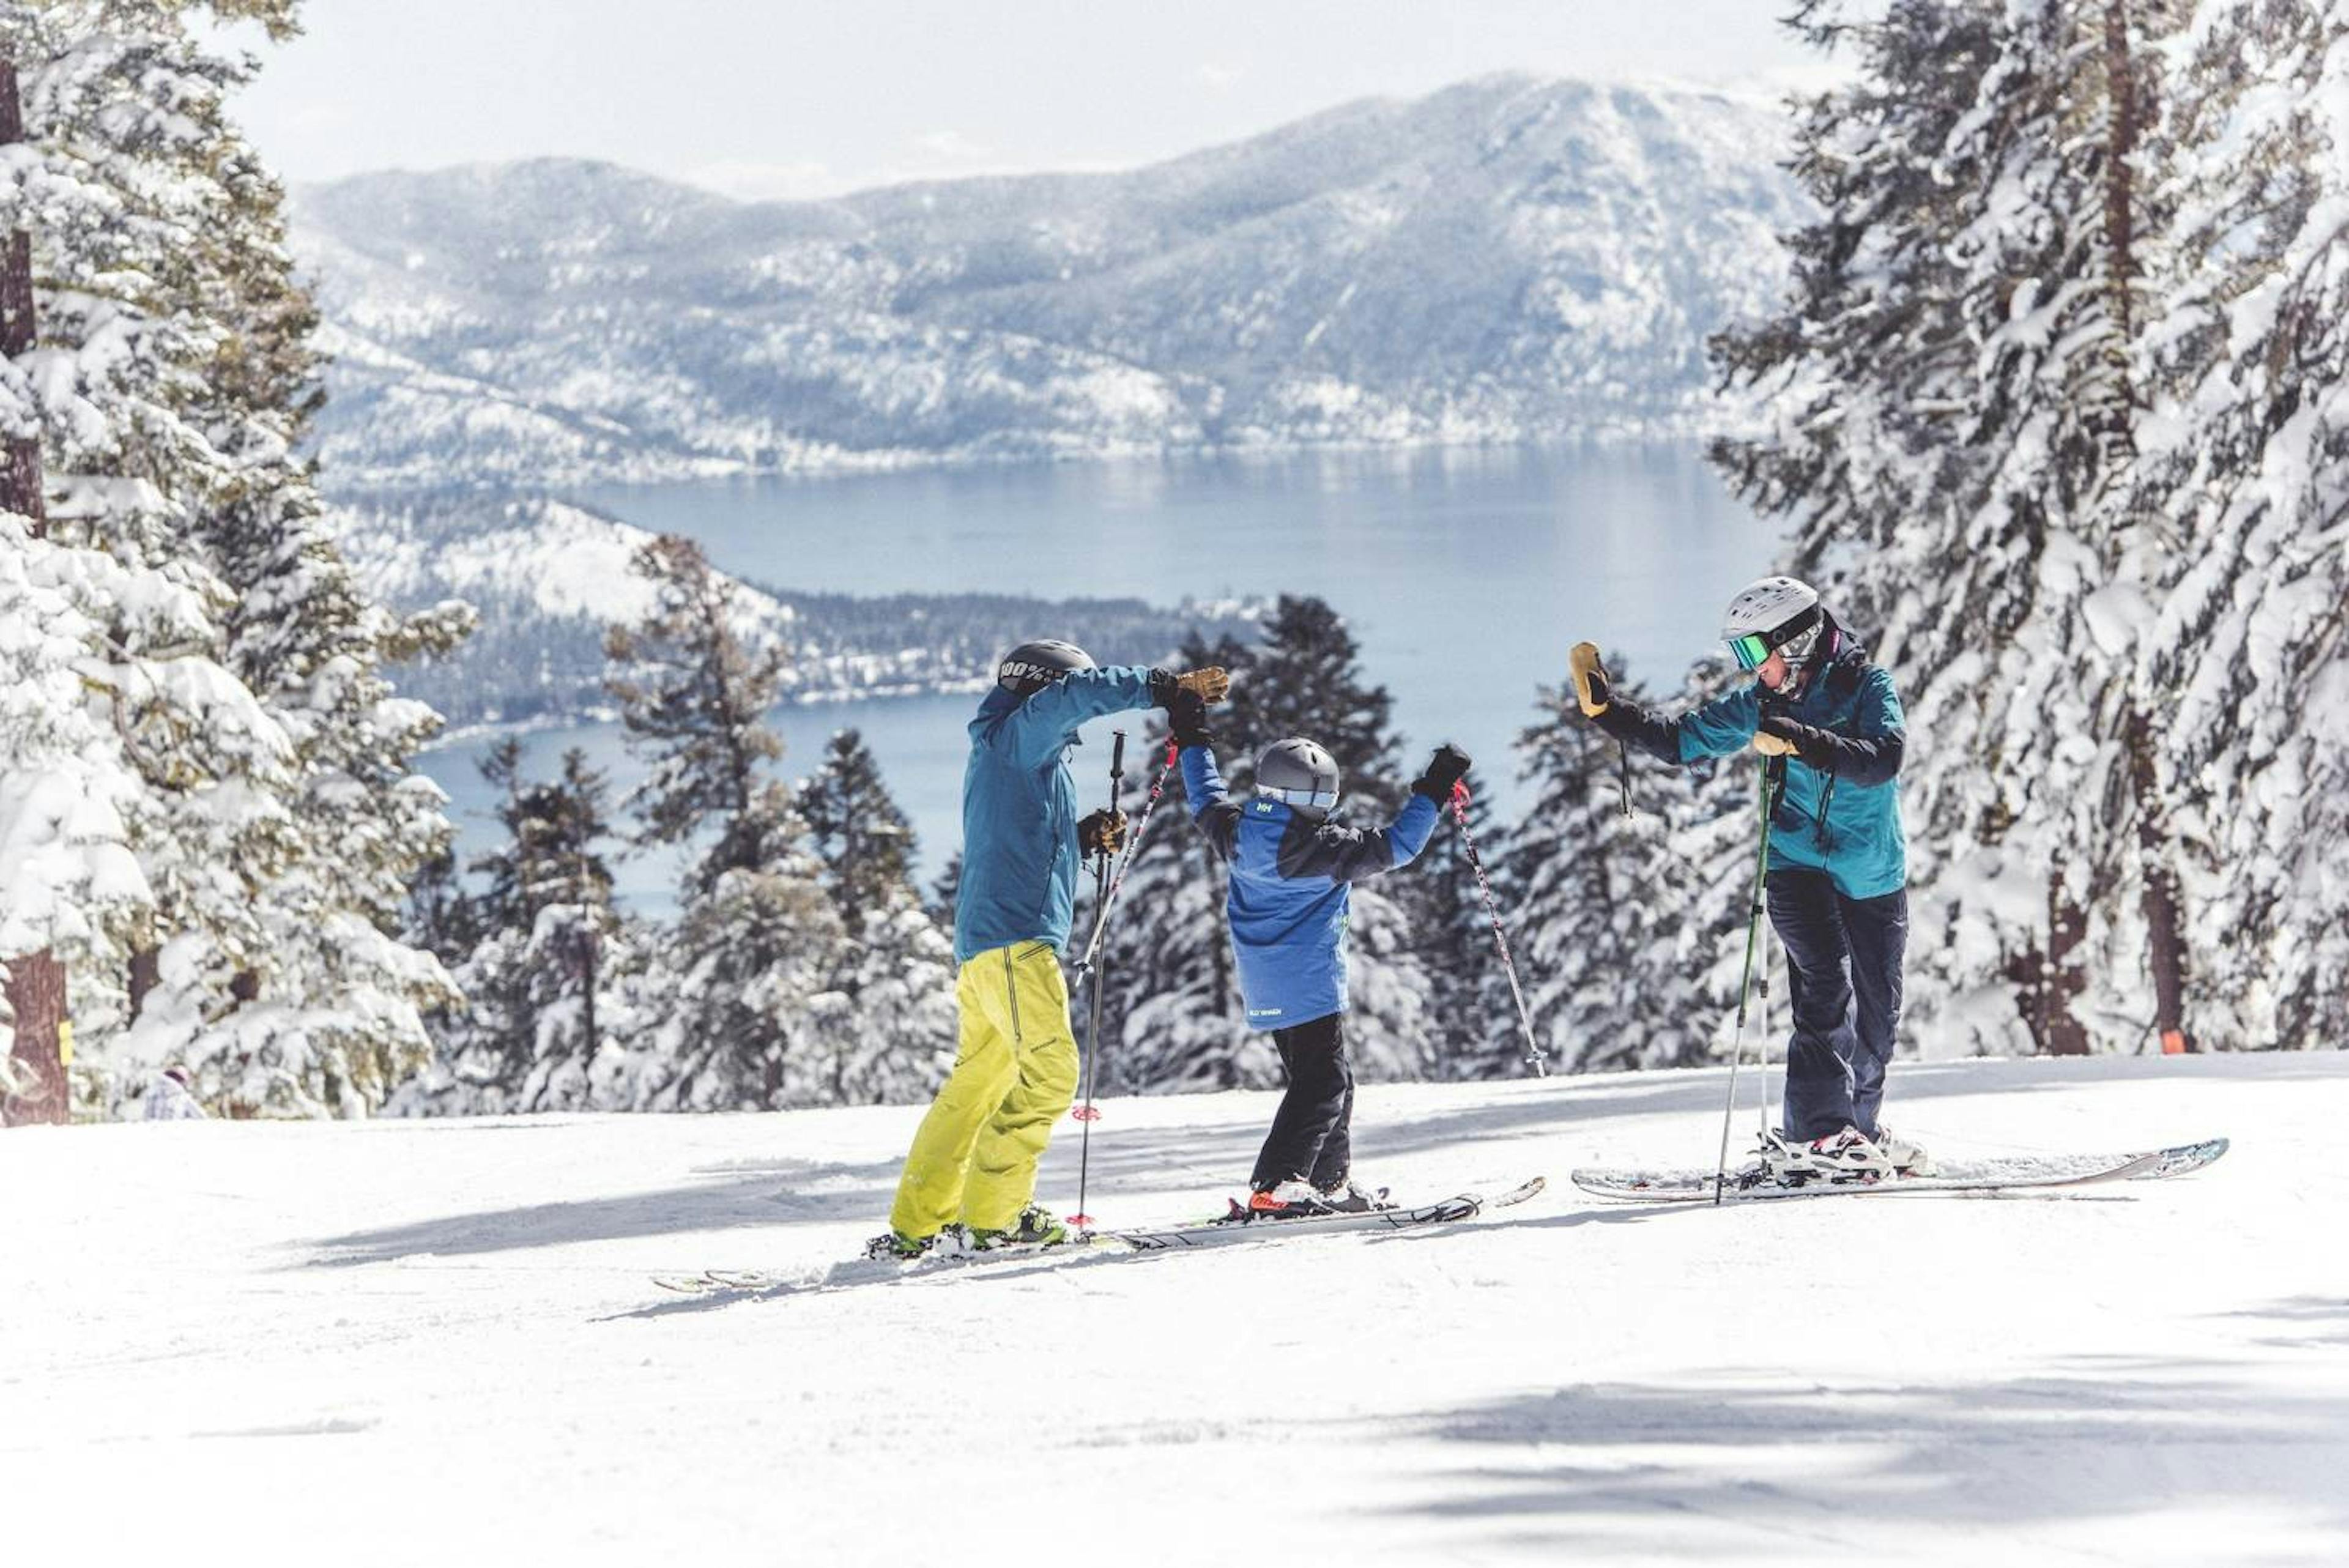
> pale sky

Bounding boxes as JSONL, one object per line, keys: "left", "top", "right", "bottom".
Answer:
{"left": 220, "top": 1, "right": 1838, "bottom": 201}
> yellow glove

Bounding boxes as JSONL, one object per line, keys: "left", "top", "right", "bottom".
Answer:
{"left": 1174, "top": 667, "right": 1230, "bottom": 703}
{"left": 1752, "top": 730, "right": 1800, "bottom": 758}
{"left": 1568, "top": 642, "right": 1611, "bottom": 718}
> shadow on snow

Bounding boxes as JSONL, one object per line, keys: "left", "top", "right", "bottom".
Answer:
{"left": 298, "top": 1052, "right": 2325, "bottom": 1268}
{"left": 1368, "top": 1348, "right": 2349, "bottom": 1547}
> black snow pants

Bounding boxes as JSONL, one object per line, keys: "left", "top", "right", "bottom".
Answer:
{"left": 1249, "top": 1011, "right": 1354, "bottom": 1192}
{"left": 1767, "top": 868, "right": 1909, "bottom": 1140}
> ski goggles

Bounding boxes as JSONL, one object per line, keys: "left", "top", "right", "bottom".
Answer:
{"left": 1727, "top": 631, "right": 1774, "bottom": 671}
{"left": 1258, "top": 784, "right": 1340, "bottom": 812}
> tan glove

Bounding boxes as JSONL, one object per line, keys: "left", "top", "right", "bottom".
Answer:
{"left": 1752, "top": 729, "right": 1800, "bottom": 758}
{"left": 1568, "top": 642, "right": 1611, "bottom": 718}
{"left": 1173, "top": 667, "right": 1230, "bottom": 703}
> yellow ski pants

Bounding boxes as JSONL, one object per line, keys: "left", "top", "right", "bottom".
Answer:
{"left": 889, "top": 940, "right": 1079, "bottom": 1238}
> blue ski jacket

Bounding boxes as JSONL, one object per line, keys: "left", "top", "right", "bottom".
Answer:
{"left": 953, "top": 666, "right": 1158, "bottom": 962}
{"left": 1602, "top": 629, "right": 1907, "bottom": 900}
{"left": 1181, "top": 744, "right": 1440, "bottom": 1030}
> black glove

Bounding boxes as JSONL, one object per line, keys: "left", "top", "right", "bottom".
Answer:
{"left": 1167, "top": 687, "right": 1214, "bottom": 748}
{"left": 1076, "top": 808, "right": 1129, "bottom": 861}
{"left": 1411, "top": 744, "right": 1472, "bottom": 801}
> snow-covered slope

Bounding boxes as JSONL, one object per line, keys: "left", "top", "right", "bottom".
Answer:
{"left": 293, "top": 75, "right": 1809, "bottom": 485}
{"left": 6, "top": 1053, "right": 2337, "bottom": 1566}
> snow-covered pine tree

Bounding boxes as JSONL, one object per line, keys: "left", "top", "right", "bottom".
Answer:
{"left": 2, "top": 7, "right": 312, "bottom": 1121}
{"left": 797, "top": 728, "right": 953, "bottom": 1104}
{"left": 1099, "top": 630, "right": 1253, "bottom": 1092}
{"left": 0, "top": 522, "right": 161, "bottom": 1124}
{"left": 1110, "top": 811, "right": 1253, "bottom": 1091}
{"left": 1502, "top": 658, "right": 1752, "bottom": 1076}
{"left": 1, "top": 3, "right": 462, "bottom": 1118}
{"left": 606, "top": 535, "right": 843, "bottom": 1109}
{"left": 399, "top": 744, "right": 633, "bottom": 1113}
{"left": 2132, "top": 0, "right": 2349, "bottom": 1047}
{"left": 1414, "top": 777, "right": 1521, "bottom": 1080}
{"left": 799, "top": 729, "right": 915, "bottom": 927}
{"left": 113, "top": 6, "right": 464, "bottom": 1115}
{"left": 1711, "top": 0, "right": 2193, "bottom": 1055}
{"left": 1219, "top": 596, "right": 1403, "bottom": 807}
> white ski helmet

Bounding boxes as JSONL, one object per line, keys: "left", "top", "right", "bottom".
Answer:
{"left": 1721, "top": 576, "right": 1826, "bottom": 672}
{"left": 996, "top": 639, "right": 1094, "bottom": 696}
{"left": 1255, "top": 737, "right": 1341, "bottom": 817}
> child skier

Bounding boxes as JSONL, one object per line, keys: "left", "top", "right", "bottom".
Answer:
{"left": 1170, "top": 686, "right": 1470, "bottom": 1214}
{"left": 1573, "top": 575, "right": 1928, "bottom": 1182}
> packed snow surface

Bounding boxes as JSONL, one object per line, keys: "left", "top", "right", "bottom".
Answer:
{"left": 4, "top": 1053, "right": 2341, "bottom": 1566}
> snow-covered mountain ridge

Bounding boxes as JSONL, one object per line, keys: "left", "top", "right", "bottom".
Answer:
{"left": 293, "top": 75, "right": 1809, "bottom": 485}
{"left": 341, "top": 492, "right": 1260, "bottom": 726}
{"left": 6, "top": 1052, "right": 2332, "bottom": 1565}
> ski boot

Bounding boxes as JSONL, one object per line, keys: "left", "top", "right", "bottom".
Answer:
{"left": 967, "top": 1204, "right": 1070, "bottom": 1251}
{"left": 863, "top": 1223, "right": 971, "bottom": 1261}
{"left": 1311, "top": 1180, "right": 1392, "bottom": 1214}
{"left": 1869, "top": 1123, "right": 1935, "bottom": 1176}
{"left": 1244, "top": 1178, "right": 1324, "bottom": 1219}
{"left": 1757, "top": 1126, "right": 1896, "bottom": 1184}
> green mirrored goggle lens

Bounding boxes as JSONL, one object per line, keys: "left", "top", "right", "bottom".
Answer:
{"left": 1727, "top": 632, "right": 1772, "bottom": 671}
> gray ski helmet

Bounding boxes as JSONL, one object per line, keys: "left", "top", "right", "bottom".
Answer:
{"left": 1255, "top": 737, "right": 1341, "bottom": 817}
{"left": 1721, "top": 576, "right": 1825, "bottom": 672}
{"left": 996, "top": 639, "right": 1094, "bottom": 696}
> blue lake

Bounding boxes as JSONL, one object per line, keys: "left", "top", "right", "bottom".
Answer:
{"left": 423, "top": 443, "right": 1784, "bottom": 908}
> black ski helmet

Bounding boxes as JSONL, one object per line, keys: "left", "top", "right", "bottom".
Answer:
{"left": 996, "top": 639, "right": 1094, "bottom": 697}
{"left": 1255, "top": 737, "right": 1340, "bottom": 817}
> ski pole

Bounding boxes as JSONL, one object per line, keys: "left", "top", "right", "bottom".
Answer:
{"left": 1067, "top": 735, "right": 1181, "bottom": 988}
{"left": 1068, "top": 730, "right": 1127, "bottom": 1229}
{"left": 1447, "top": 783, "right": 1548, "bottom": 1079}
{"left": 1713, "top": 759, "right": 1779, "bottom": 1204}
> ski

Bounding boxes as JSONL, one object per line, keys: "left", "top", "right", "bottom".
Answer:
{"left": 1570, "top": 1137, "right": 2228, "bottom": 1203}
{"left": 1099, "top": 1176, "right": 1546, "bottom": 1250}
{"left": 651, "top": 1176, "right": 1547, "bottom": 1291}
{"left": 651, "top": 1238, "right": 1094, "bottom": 1294}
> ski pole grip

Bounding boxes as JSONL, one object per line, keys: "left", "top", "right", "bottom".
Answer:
{"left": 1110, "top": 728, "right": 1126, "bottom": 782}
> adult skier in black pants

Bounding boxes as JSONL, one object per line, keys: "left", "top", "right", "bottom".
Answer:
{"left": 1170, "top": 688, "right": 1468, "bottom": 1213}
{"left": 1575, "top": 576, "right": 1930, "bottom": 1181}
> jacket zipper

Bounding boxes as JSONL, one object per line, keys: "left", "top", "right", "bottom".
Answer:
{"left": 1004, "top": 946, "right": 1024, "bottom": 1044}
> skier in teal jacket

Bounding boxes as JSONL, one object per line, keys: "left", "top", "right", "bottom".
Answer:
{"left": 1576, "top": 576, "right": 1929, "bottom": 1183}
{"left": 873, "top": 640, "right": 1230, "bottom": 1260}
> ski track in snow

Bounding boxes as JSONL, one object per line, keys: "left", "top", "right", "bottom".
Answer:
{"left": 3, "top": 1052, "right": 2343, "bottom": 1567}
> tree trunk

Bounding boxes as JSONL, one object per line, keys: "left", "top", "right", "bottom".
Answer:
{"left": 2043, "top": 875, "right": 2091, "bottom": 1056}
{"left": 127, "top": 945, "right": 161, "bottom": 1024}
{"left": 0, "top": 58, "right": 40, "bottom": 527}
{"left": 1, "top": 56, "right": 70, "bottom": 1128}
{"left": 2101, "top": 0, "right": 2140, "bottom": 354}
{"left": 4, "top": 951, "right": 71, "bottom": 1126}
{"left": 2128, "top": 704, "right": 2194, "bottom": 1052}
{"left": 578, "top": 904, "right": 599, "bottom": 1074}
{"left": 2099, "top": 10, "right": 2190, "bottom": 1051}
{"left": 2009, "top": 868, "right": 2091, "bottom": 1057}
